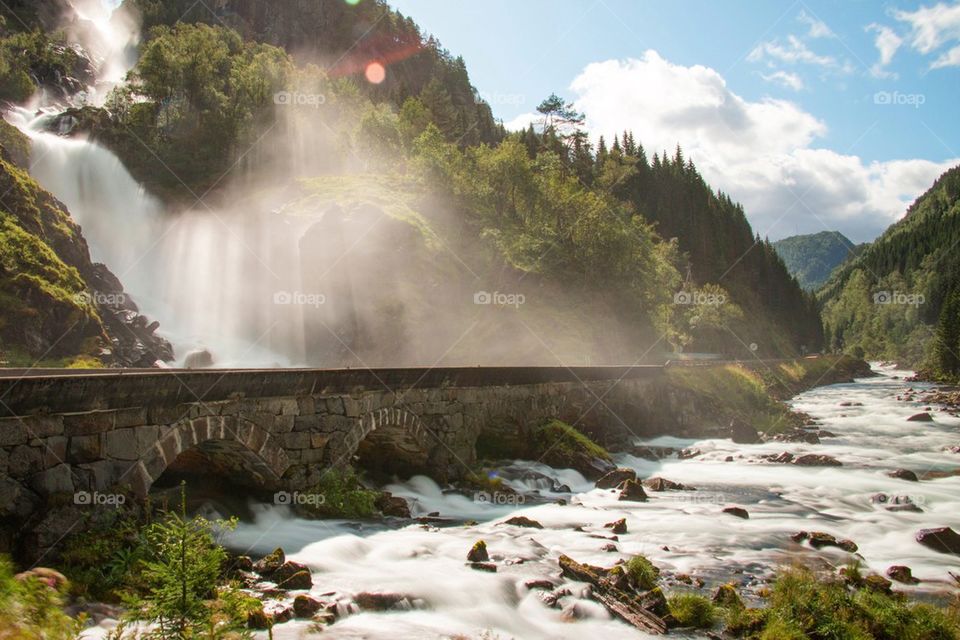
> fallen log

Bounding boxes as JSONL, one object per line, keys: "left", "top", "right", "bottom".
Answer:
{"left": 559, "top": 554, "right": 668, "bottom": 635}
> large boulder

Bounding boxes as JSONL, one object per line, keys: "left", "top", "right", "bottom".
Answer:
{"left": 729, "top": 419, "right": 761, "bottom": 444}
{"left": 253, "top": 548, "right": 285, "bottom": 576}
{"left": 916, "top": 527, "right": 960, "bottom": 554}
{"left": 618, "top": 479, "right": 648, "bottom": 502}
{"left": 595, "top": 468, "right": 637, "bottom": 490}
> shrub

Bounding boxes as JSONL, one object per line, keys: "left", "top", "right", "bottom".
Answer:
{"left": 0, "top": 556, "right": 83, "bottom": 638}
{"left": 302, "top": 467, "right": 379, "bottom": 518}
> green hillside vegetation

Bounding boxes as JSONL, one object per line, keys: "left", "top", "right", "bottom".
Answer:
{"left": 773, "top": 231, "right": 864, "bottom": 290}
{"left": 819, "top": 165, "right": 960, "bottom": 370}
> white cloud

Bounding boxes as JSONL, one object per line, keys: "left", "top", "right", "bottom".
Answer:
{"left": 895, "top": 1, "right": 960, "bottom": 54}
{"left": 798, "top": 10, "right": 836, "bottom": 39}
{"left": 866, "top": 23, "right": 903, "bottom": 77}
{"left": 761, "top": 70, "right": 805, "bottom": 90}
{"left": 932, "top": 42, "right": 960, "bottom": 67}
{"left": 748, "top": 35, "right": 836, "bottom": 67}
{"left": 568, "top": 51, "right": 958, "bottom": 242}
{"left": 504, "top": 112, "right": 540, "bottom": 131}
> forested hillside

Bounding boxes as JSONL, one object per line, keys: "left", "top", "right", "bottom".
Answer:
{"left": 0, "top": 0, "right": 822, "bottom": 364}
{"left": 773, "top": 231, "right": 863, "bottom": 291}
{"left": 819, "top": 165, "right": 960, "bottom": 371}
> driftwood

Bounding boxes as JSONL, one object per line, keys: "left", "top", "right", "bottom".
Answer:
{"left": 559, "top": 554, "right": 668, "bottom": 635}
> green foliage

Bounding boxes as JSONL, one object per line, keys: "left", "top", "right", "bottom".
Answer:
{"left": 668, "top": 593, "right": 717, "bottom": 629}
{"left": 773, "top": 231, "right": 864, "bottom": 291}
{"left": 930, "top": 287, "right": 960, "bottom": 380}
{"left": 0, "top": 556, "right": 83, "bottom": 639}
{"left": 820, "top": 164, "right": 960, "bottom": 367}
{"left": 128, "top": 487, "right": 251, "bottom": 638}
{"left": 59, "top": 509, "right": 151, "bottom": 601}
{"left": 302, "top": 467, "right": 379, "bottom": 519}
{"left": 726, "top": 566, "right": 960, "bottom": 640}
{"left": 625, "top": 555, "right": 659, "bottom": 591}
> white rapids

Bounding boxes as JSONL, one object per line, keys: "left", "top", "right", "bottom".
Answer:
{"left": 139, "top": 364, "right": 957, "bottom": 640}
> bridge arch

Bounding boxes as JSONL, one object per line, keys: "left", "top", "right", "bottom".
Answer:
{"left": 351, "top": 407, "right": 437, "bottom": 477}
{"left": 135, "top": 416, "right": 291, "bottom": 496}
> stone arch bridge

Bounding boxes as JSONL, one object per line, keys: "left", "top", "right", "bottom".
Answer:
{"left": 0, "top": 366, "right": 673, "bottom": 500}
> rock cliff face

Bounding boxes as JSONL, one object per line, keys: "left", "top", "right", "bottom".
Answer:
{"left": 0, "top": 119, "right": 172, "bottom": 366}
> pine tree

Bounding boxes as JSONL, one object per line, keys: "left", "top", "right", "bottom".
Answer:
{"left": 933, "top": 288, "right": 960, "bottom": 379}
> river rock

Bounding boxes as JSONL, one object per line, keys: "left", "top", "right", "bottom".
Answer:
{"left": 886, "top": 565, "right": 920, "bottom": 584}
{"left": 907, "top": 412, "right": 933, "bottom": 422}
{"left": 15, "top": 567, "right": 68, "bottom": 591}
{"left": 916, "top": 527, "right": 960, "bottom": 554}
{"left": 470, "top": 562, "right": 497, "bottom": 572}
{"left": 793, "top": 453, "right": 842, "bottom": 466}
{"left": 805, "top": 531, "right": 858, "bottom": 552}
{"left": 501, "top": 516, "right": 543, "bottom": 529}
{"left": 183, "top": 348, "right": 214, "bottom": 369}
{"left": 253, "top": 548, "right": 285, "bottom": 576}
{"left": 273, "top": 561, "right": 312, "bottom": 590}
{"left": 730, "top": 419, "right": 761, "bottom": 444}
{"left": 712, "top": 583, "right": 743, "bottom": 608}
{"left": 678, "top": 448, "right": 702, "bottom": 460}
{"left": 887, "top": 469, "right": 919, "bottom": 481}
{"left": 467, "top": 540, "right": 489, "bottom": 562}
{"left": 722, "top": 506, "right": 749, "bottom": 519}
{"left": 604, "top": 518, "right": 627, "bottom": 534}
{"left": 617, "top": 479, "right": 648, "bottom": 502}
{"left": 596, "top": 467, "right": 637, "bottom": 489}
{"left": 354, "top": 592, "right": 410, "bottom": 611}
{"left": 293, "top": 595, "right": 322, "bottom": 618}
{"left": 375, "top": 492, "right": 411, "bottom": 518}
{"left": 768, "top": 451, "right": 794, "bottom": 464}
{"left": 644, "top": 477, "right": 692, "bottom": 491}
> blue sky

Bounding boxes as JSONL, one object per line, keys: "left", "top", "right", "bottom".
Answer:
{"left": 390, "top": 0, "right": 960, "bottom": 242}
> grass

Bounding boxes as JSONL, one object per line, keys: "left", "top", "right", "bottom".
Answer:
{"left": 721, "top": 566, "right": 960, "bottom": 639}
{"left": 625, "top": 554, "right": 659, "bottom": 591}
{"left": 662, "top": 356, "right": 868, "bottom": 435}
{"left": 668, "top": 593, "right": 718, "bottom": 629}
{"left": 532, "top": 419, "right": 611, "bottom": 471}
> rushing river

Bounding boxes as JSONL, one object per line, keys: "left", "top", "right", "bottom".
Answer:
{"left": 170, "top": 364, "right": 958, "bottom": 639}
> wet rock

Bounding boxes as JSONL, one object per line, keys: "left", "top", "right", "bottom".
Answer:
{"left": 501, "top": 516, "right": 543, "bottom": 529}
{"left": 273, "top": 561, "right": 312, "bottom": 590}
{"left": 253, "top": 548, "right": 285, "bottom": 576}
{"left": 312, "top": 611, "right": 337, "bottom": 626}
{"left": 886, "top": 565, "right": 920, "bottom": 584}
{"left": 268, "top": 604, "right": 294, "bottom": 624}
{"left": 354, "top": 592, "right": 410, "bottom": 611}
{"left": 887, "top": 503, "right": 923, "bottom": 513}
{"left": 818, "top": 430, "right": 838, "bottom": 438}
{"left": 638, "top": 587, "right": 669, "bottom": 617}
{"left": 596, "top": 467, "right": 637, "bottom": 489}
{"left": 678, "top": 448, "right": 702, "bottom": 460}
{"left": 604, "top": 518, "right": 627, "bottom": 534}
{"left": 725, "top": 456, "right": 735, "bottom": 462}
{"left": 766, "top": 452, "right": 794, "bottom": 464}
{"left": 293, "top": 595, "right": 322, "bottom": 618}
{"left": 247, "top": 606, "right": 271, "bottom": 629}
{"left": 524, "top": 579, "right": 557, "bottom": 591}
{"left": 864, "top": 574, "right": 893, "bottom": 594}
{"left": 469, "top": 562, "right": 497, "bottom": 572}
{"left": 375, "top": 492, "right": 411, "bottom": 518}
{"left": 722, "top": 506, "right": 749, "bottom": 519}
{"left": 467, "top": 540, "right": 489, "bottom": 562}
{"left": 617, "top": 479, "right": 648, "bottom": 502}
{"left": 770, "top": 428, "right": 820, "bottom": 444}
{"left": 907, "top": 412, "right": 933, "bottom": 422}
{"left": 887, "top": 469, "right": 919, "bottom": 481}
{"left": 916, "top": 527, "right": 960, "bottom": 554}
{"left": 839, "top": 401, "right": 863, "bottom": 407}
{"left": 805, "top": 531, "right": 858, "bottom": 552}
{"left": 730, "top": 419, "right": 761, "bottom": 444}
{"left": 644, "top": 477, "right": 693, "bottom": 491}
{"left": 183, "top": 348, "right": 214, "bottom": 369}
{"left": 793, "top": 453, "right": 842, "bottom": 466}
{"left": 601, "top": 543, "right": 618, "bottom": 552}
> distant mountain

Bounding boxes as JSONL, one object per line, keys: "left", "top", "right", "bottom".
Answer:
{"left": 818, "top": 165, "right": 960, "bottom": 366}
{"left": 773, "top": 231, "right": 863, "bottom": 291}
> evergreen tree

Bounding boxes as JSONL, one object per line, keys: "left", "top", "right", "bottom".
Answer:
{"left": 933, "top": 288, "right": 960, "bottom": 378}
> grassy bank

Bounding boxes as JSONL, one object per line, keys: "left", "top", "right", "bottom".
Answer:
{"left": 663, "top": 355, "right": 871, "bottom": 435}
